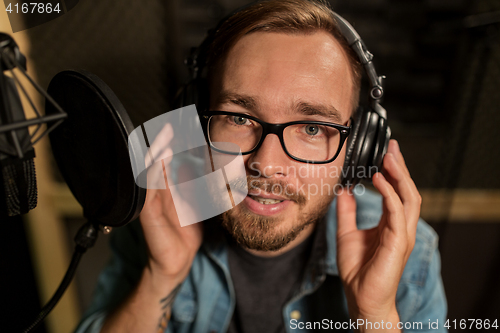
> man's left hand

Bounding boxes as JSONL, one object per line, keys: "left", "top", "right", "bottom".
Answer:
{"left": 336, "top": 139, "right": 422, "bottom": 332}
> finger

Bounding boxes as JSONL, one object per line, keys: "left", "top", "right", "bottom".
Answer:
{"left": 149, "top": 123, "right": 175, "bottom": 164}
{"left": 383, "top": 153, "right": 421, "bottom": 231}
{"left": 387, "top": 140, "right": 410, "bottom": 177}
{"left": 372, "top": 172, "right": 406, "bottom": 236}
{"left": 146, "top": 159, "right": 169, "bottom": 190}
{"left": 336, "top": 190, "right": 358, "bottom": 239}
{"left": 377, "top": 198, "right": 389, "bottom": 231}
{"left": 142, "top": 163, "right": 172, "bottom": 216}
{"left": 143, "top": 187, "right": 158, "bottom": 209}
{"left": 141, "top": 187, "right": 164, "bottom": 224}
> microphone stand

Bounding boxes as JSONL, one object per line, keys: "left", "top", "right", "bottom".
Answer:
{"left": 22, "top": 222, "right": 99, "bottom": 333}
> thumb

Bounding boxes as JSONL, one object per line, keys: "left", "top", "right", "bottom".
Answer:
{"left": 336, "top": 189, "right": 357, "bottom": 239}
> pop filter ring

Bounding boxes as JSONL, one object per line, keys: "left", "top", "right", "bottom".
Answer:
{"left": 20, "top": 70, "right": 146, "bottom": 332}
{"left": 46, "top": 69, "right": 146, "bottom": 227}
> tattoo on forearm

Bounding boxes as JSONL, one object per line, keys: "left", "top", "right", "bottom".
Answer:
{"left": 156, "top": 283, "right": 182, "bottom": 333}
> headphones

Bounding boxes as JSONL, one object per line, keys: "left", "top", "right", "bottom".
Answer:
{"left": 176, "top": 1, "right": 391, "bottom": 187}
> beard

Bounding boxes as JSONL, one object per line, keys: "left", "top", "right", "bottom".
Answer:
{"left": 221, "top": 176, "right": 334, "bottom": 251}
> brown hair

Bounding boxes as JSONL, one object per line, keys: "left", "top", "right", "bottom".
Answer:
{"left": 206, "top": 0, "right": 363, "bottom": 113}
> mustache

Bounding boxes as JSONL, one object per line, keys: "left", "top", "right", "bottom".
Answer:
{"left": 229, "top": 175, "right": 307, "bottom": 206}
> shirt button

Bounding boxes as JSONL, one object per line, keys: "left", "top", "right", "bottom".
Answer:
{"left": 290, "top": 310, "right": 301, "bottom": 320}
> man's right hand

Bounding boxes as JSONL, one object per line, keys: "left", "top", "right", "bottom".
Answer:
{"left": 101, "top": 123, "right": 202, "bottom": 333}
{"left": 140, "top": 121, "right": 203, "bottom": 282}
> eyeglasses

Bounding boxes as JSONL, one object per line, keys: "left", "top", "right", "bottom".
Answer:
{"left": 202, "top": 111, "right": 351, "bottom": 164}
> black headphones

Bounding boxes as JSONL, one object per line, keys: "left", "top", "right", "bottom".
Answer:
{"left": 176, "top": 1, "right": 391, "bottom": 187}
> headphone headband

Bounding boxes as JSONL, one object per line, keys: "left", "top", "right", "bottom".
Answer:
{"left": 330, "top": 13, "right": 386, "bottom": 117}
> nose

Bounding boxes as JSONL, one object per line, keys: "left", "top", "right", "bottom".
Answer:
{"left": 246, "top": 133, "right": 291, "bottom": 178}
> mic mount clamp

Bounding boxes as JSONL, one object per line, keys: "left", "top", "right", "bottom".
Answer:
{"left": 0, "top": 33, "right": 67, "bottom": 154}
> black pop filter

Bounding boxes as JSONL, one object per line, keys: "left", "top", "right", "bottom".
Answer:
{"left": 46, "top": 70, "right": 146, "bottom": 227}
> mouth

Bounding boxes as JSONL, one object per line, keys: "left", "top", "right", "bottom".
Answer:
{"left": 243, "top": 193, "right": 292, "bottom": 216}
{"left": 248, "top": 195, "right": 284, "bottom": 205}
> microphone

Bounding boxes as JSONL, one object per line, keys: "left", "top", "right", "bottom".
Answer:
{"left": 0, "top": 33, "right": 66, "bottom": 217}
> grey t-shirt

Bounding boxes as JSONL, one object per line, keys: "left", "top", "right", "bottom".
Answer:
{"left": 226, "top": 228, "right": 316, "bottom": 333}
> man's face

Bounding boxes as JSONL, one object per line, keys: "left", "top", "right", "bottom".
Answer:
{"left": 210, "top": 31, "right": 354, "bottom": 251}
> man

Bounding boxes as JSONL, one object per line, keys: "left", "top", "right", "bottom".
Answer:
{"left": 76, "top": 1, "right": 446, "bottom": 332}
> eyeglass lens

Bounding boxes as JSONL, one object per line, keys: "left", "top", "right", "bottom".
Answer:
{"left": 208, "top": 114, "right": 341, "bottom": 162}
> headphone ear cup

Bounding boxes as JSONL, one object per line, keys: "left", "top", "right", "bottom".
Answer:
{"left": 342, "top": 107, "right": 370, "bottom": 187}
{"left": 356, "top": 110, "right": 380, "bottom": 180}
{"left": 372, "top": 117, "right": 391, "bottom": 172}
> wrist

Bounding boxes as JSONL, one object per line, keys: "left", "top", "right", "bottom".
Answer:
{"left": 145, "top": 257, "right": 192, "bottom": 284}
{"left": 141, "top": 264, "right": 186, "bottom": 297}
{"left": 350, "top": 305, "right": 401, "bottom": 333}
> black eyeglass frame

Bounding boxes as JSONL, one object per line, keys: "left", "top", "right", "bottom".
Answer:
{"left": 201, "top": 110, "right": 351, "bottom": 164}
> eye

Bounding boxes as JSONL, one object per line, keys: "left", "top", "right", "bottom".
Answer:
{"left": 232, "top": 116, "right": 249, "bottom": 125}
{"left": 304, "top": 124, "right": 320, "bottom": 135}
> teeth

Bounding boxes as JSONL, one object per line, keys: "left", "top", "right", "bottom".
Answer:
{"left": 251, "top": 196, "right": 283, "bottom": 205}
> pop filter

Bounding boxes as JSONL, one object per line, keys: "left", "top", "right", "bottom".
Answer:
{"left": 46, "top": 70, "right": 146, "bottom": 227}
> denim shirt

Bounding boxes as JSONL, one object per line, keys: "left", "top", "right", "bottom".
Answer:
{"left": 75, "top": 189, "right": 447, "bottom": 333}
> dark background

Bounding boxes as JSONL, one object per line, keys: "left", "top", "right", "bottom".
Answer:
{"left": 2, "top": 0, "right": 500, "bottom": 331}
